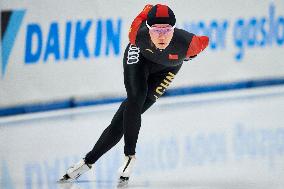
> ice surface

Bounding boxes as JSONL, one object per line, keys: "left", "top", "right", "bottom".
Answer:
{"left": 1, "top": 86, "right": 284, "bottom": 189}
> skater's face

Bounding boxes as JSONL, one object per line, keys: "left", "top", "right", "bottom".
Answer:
{"left": 148, "top": 24, "right": 175, "bottom": 49}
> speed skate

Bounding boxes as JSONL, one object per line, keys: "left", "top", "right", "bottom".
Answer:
{"left": 58, "top": 159, "right": 92, "bottom": 182}
{"left": 117, "top": 155, "right": 136, "bottom": 187}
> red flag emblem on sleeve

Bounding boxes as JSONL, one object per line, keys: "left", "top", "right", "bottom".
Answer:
{"left": 169, "top": 54, "right": 178, "bottom": 60}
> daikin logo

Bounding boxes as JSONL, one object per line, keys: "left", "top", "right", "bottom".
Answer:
{"left": 1, "top": 10, "right": 26, "bottom": 78}
{"left": 1, "top": 10, "right": 121, "bottom": 79}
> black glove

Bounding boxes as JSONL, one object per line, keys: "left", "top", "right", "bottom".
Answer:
{"left": 184, "top": 55, "right": 197, "bottom": 61}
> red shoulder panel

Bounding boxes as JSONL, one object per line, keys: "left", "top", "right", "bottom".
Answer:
{"left": 129, "top": 4, "right": 153, "bottom": 45}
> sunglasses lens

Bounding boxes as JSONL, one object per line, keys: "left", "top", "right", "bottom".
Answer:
{"left": 151, "top": 27, "right": 173, "bottom": 34}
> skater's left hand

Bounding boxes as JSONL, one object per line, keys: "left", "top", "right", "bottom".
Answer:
{"left": 184, "top": 55, "right": 197, "bottom": 61}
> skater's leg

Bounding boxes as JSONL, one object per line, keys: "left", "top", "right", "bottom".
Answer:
{"left": 122, "top": 61, "right": 183, "bottom": 156}
{"left": 117, "top": 64, "right": 183, "bottom": 183}
{"left": 122, "top": 46, "right": 150, "bottom": 156}
{"left": 85, "top": 43, "right": 151, "bottom": 163}
{"left": 84, "top": 99, "right": 126, "bottom": 164}
{"left": 60, "top": 97, "right": 155, "bottom": 181}
{"left": 84, "top": 97, "right": 155, "bottom": 164}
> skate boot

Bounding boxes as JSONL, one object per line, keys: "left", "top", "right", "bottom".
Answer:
{"left": 58, "top": 159, "right": 92, "bottom": 182}
{"left": 117, "top": 155, "right": 136, "bottom": 187}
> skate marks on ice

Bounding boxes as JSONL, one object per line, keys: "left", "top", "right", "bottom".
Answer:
{"left": 56, "top": 179, "right": 147, "bottom": 189}
{"left": 57, "top": 179, "right": 115, "bottom": 189}
{"left": 128, "top": 179, "right": 282, "bottom": 189}
{"left": 56, "top": 179, "right": 282, "bottom": 189}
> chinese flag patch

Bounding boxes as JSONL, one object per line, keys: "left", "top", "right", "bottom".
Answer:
{"left": 169, "top": 54, "right": 178, "bottom": 60}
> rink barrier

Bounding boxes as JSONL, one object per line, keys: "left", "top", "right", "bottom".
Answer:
{"left": 1, "top": 77, "right": 284, "bottom": 117}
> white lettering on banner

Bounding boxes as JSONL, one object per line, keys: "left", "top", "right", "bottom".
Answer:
{"left": 127, "top": 45, "right": 140, "bottom": 64}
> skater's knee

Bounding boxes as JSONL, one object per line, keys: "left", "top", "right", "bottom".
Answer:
{"left": 146, "top": 93, "right": 157, "bottom": 102}
{"left": 125, "top": 100, "right": 144, "bottom": 113}
{"left": 127, "top": 92, "right": 147, "bottom": 108}
{"left": 106, "top": 122, "right": 124, "bottom": 136}
{"left": 127, "top": 87, "right": 147, "bottom": 105}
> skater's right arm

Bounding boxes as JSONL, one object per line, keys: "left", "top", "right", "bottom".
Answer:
{"left": 128, "top": 4, "right": 153, "bottom": 45}
{"left": 185, "top": 35, "right": 209, "bottom": 58}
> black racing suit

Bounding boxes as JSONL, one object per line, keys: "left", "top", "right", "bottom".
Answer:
{"left": 85, "top": 9, "right": 208, "bottom": 163}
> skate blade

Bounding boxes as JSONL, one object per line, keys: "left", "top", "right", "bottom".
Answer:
{"left": 117, "top": 177, "right": 129, "bottom": 188}
{"left": 117, "top": 180, "right": 128, "bottom": 188}
{"left": 57, "top": 174, "right": 73, "bottom": 183}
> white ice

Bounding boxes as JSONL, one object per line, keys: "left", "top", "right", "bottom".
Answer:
{"left": 1, "top": 85, "right": 284, "bottom": 189}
